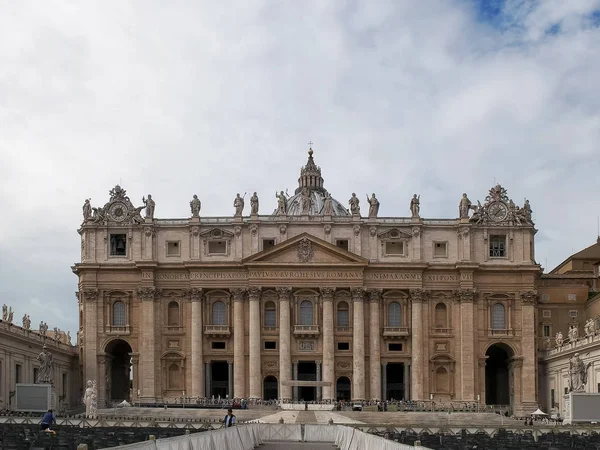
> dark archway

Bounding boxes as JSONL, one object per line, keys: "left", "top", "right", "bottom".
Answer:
{"left": 105, "top": 339, "right": 133, "bottom": 402}
{"left": 386, "top": 363, "right": 405, "bottom": 401}
{"left": 485, "top": 343, "right": 513, "bottom": 406}
{"left": 263, "top": 376, "right": 278, "bottom": 400}
{"left": 336, "top": 376, "right": 351, "bottom": 401}
{"left": 297, "top": 362, "right": 316, "bottom": 401}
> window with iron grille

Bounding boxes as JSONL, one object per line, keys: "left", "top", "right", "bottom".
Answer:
{"left": 299, "top": 300, "right": 313, "bottom": 325}
{"left": 112, "top": 301, "right": 126, "bottom": 326}
{"left": 337, "top": 301, "right": 349, "bottom": 327}
{"left": 491, "top": 303, "right": 505, "bottom": 330}
{"left": 212, "top": 301, "right": 226, "bottom": 325}
{"left": 489, "top": 236, "right": 506, "bottom": 257}
{"left": 387, "top": 302, "right": 402, "bottom": 327}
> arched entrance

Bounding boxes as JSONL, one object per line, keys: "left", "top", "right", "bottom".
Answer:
{"left": 336, "top": 376, "right": 351, "bottom": 401}
{"left": 263, "top": 376, "right": 278, "bottom": 400}
{"left": 105, "top": 339, "right": 133, "bottom": 402}
{"left": 485, "top": 343, "right": 513, "bottom": 406}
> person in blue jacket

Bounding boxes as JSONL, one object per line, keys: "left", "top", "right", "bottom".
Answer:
{"left": 40, "top": 409, "right": 56, "bottom": 431}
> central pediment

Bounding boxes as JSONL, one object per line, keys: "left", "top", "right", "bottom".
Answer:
{"left": 243, "top": 233, "right": 368, "bottom": 266}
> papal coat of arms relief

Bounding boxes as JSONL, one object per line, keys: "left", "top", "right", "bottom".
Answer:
{"left": 297, "top": 238, "right": 314, "bottom": 262}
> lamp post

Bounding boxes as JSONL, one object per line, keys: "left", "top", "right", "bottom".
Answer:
{"left": 477, "top": 394, "right": 480, "bottom": 413}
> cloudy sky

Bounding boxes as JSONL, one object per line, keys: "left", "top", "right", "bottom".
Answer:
{"left": 0, "top": 0, "right": 599, "bottom": 337}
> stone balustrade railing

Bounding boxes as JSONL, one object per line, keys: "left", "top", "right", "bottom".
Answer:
{"left": 0, "top": 320, "right": 76, "bottom": 354}
{"left": 543, "top": 331, "right": 600, "bottom": 357}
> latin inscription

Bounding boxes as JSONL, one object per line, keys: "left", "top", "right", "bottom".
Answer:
{"left": 191, "top": 272, "right": 246, "bottom": 280}
{"left": 249, "top": 271, "right": 362, "bottom": 279}
{"left": 365, "top": 273, "right": 422, "bottom": 280}
{"left": 425, "top": 275, "right": 458, "bottom": 282}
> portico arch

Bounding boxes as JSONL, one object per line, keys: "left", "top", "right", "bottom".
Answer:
{"left": 104, "top": 339, "right": 133, "bottom": 403}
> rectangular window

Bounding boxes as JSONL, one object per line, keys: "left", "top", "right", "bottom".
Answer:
{"left": 262, "top": 239, "right": 276, "bottom": 251}
{"left": 208, "top": 241, "right": 227, "bottom": 254}
{"left": 567, "top": 293, "right": 577, "bottom": 301}
{"left": 264, "top": 309, "right": 276, "bottom": 327}
{"left": 568, "top": 310, "right": 578, "bottom": 318}
{"left": 489, "top": 236, "right": 506, "bottom": 258}
{"left": 543, "top": 325, "right": 551, "bottom": 337}
{"left": 388, "top": 343, "right": 403, "bottom": 352}
{"left": 336, "top": 240, "right": 349, "bottom": 251}
{"left": 15, "top": 364, "right": 22, "bottom": 384}
{"left": 109, "top": 234, "right": 127, "bottom": 256}
{"left": 433, "top": 242, "right": 448, "bottom": 258}
{"left": 385, "top": 241, "right": 404, "bottom": 255}
{"left": 166, "top": 241, "right": 180, "bottom": 257}
{"left": 540, "top": 293, "right": 550, "bottom": 302}
{"left": 543, "top": 310, "right": 551, "bottom": 318}
{"left": 264, "top": 341, "right": 277, "bottom": 350}
{"left": 337, "top": 342, "right": 350, "bottom": 351}
{"left": 211, "top": 341, "right": 226, "bottom": 350}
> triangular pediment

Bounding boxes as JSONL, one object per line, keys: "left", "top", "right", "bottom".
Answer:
{"left": 243, "top": 233, "right": 368, "bottom": 266}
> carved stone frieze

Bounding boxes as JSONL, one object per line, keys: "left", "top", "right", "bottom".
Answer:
{"left": 299, "top": 340, "right": 315, "bottom": 351}
{"left": 337, "top": 360, "right": 351, "bottom": 370}
{"left": 453, "top": 289, "right": 476, "bottom": 303}
{"left": 234, "top": 226, "right": 242, "bottom": 236}
{"left": 86, "top": 185, "right": 145, "bottom": 226}
{"left": 279, "top": 224, "right": 287, "bottom": 235}
{"left": 323, "top": 224, "right": 331, "bottom": 235}
{"left": 368, "top": 288, "right": 383, "bottom": 303}
{"left": 520, "top": 290, "right": 537, "bottom": 304}
{"left": 350, "top": 287, "right": 366, "bottom": 302}
{"left": 369, "top": 226, "right": 377, "bottom": 237}
{"left": 264, "top": 361, "right": 277, "bottom": 369}
{"left": 190, "top": 226, "right": 200, "bottom": 237}
{"left": 249, "top": 224, "right": 258, "bottom": 236}
{"left": 144, "top": 227, "right": 155, "bottom": 238}
{"left": 230, "top": 288, "right": 247, "bottom": 302}
{"left": 137, "top": 286, "right": 161, "bottom": 302}
{"left": 457, "top": 228, "right": 470, "bottom": 239}
{"left": 276, "top": 287, "right": 292, "bottom": 300}
{"left": 412, "top": 227, "right": 421, "bottom": 238}
{"left": 469, "top": 184, "right": 534, "bottom": 226}
{"left": 297, "top": 238, "right": 314, "bottom": 263}
{"left": 353, "top": 225, "right": 361, "bottom": 236}
{"left": 320, "top": 287, "right": 335, "bottom": 301}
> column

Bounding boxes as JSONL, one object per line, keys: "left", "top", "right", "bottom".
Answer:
{"left": 82, "top": 290, "right": 99, "bottom": 396}
{"left": 248, "top": 287, "right": 262, "bottom": 399}
{"left": 403, "top": 363, "right": 410, "bottom": 401}
{"left": 138, "top": 286, "right": 158, "bottom": 402}
{"left": 320, "top": 288, "right": 335, "bottom": 402}
{"left": 293, "top": 362, "right": 299, "bottom": 401}
{"left": 351, "top": 287, "right": 366, "bottom": 400}
{"left": 231, "top": 288, "right": 246, "bottom": 399}
{"left": 520, "top": 291, "right": 538, "bottom": 411}
{"left": 368, "top": 289, "right": 382, "bottom": 400}
{"left": 190, "top": 288, "right": 204, "bottom": 398}
{"left": 458, "top": 289, "right": 475, "bottom": 401}
{"left": 277, "top": 287, "right": 292, "bottom": 401}
{"left": 130, "top": 353, "right": 140, "bottom": 403}
{"left": 381, "top": 362, "right": 387, "bottom": 401}
{"left": 205, "top": 362, "right": 211, "bottom": 398}
{"left": 410, "top": 289, "right": 426, "bottom": 401}
{"left": 227, "top": 361, "right": 233, "bottom": 399}
{"left": 316, "top": 361, "right": 322, "bottom": 401}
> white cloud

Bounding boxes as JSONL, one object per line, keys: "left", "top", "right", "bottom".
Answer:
{"left": 0, "top": 0, "right": 599, "bottom": 334}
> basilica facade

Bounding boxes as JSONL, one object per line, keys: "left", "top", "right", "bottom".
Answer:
{"left": 73, "top": 149, "right": 540, "bottom": 416}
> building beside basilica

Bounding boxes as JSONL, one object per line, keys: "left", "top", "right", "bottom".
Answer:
{"left": 74, "top": 149, "right": 541, "bottom": 415}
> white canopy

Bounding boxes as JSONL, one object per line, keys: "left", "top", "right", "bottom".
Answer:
{"left": 531, "top": 408, "right": 547, "bottom": 415}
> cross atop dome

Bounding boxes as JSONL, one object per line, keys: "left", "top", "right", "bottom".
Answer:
{"left": 297, "top": 144, "right": 324, "bottom": 195}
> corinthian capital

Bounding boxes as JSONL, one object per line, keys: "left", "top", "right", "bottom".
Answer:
{"left": 230, "top": 287, "right": 247, "bottom": 302}
{"left": 186, "top": 287, "right": 203, "bottom": 302}
{"left": 368, "top": 288, "right": 383, "bottom": 303}
{"left": 137, "top": 286, "right": 161, "bottom": 302}
{"left": 82, "top": 289, "right": 99, "bottom": 302}
{"left": 453, "top": 289, "right": 476, "bottom": 303}
{"left": 320, "top": 287, "right": 336, "bottom": 301}
{"left": 409, "top": 288, "right": 429, "bottom": 303}
{"left": 275, "top": 287, "right": 292, "bottom": 301}
{"left": 520, "top": 290, "right": 537, "bottom": 304}
{"left": 350, "top": 287, "right": 366, "bottom": 302}
{"left": 248, "top": 286, "right": 262, "bottom": 300}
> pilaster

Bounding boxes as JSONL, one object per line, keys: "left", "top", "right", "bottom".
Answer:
{"left": 137, "top": 286, "right": 160, "bottom": 402}
{"left": 351, "top": 287, "right": 366, "bottom": 400}
{"left": 320, "top": 287, "right": 335, "bottom": 401}
{"left": 231, "top": 287, "right": 247, "bottom": 398}
{"left": 455, "top": 289, "right": 476, "bottom": 401}
{"left": 188, "top": 288, "right": 204, "bottom": 398}
{"left": 82, "top": 289, "right": 99, "bottom": 391}
{"left": 520, "top": 290, "right": 538, "bottom": 411}
{"left": 277, "top": 287, "right": 292, "bottom": 401}
{"left": 248, "top": 287, "right": 262, "bottom": 399}
{"left": 410, "top": 288, "right": 427, "bottom": 400}
{"left": 368, "top": 289, "right": 382, "bottom": 400}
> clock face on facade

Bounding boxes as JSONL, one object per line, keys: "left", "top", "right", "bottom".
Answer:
{"left": 488, "top": 201, "right": 508, "bottom": 222}
{"left": 108, "top": 202, "right": 128, "bottom": 222}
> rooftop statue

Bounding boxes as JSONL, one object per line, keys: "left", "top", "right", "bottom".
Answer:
{"left": 250, "top": 192, "right": 259, "bottom": 215}
{"left": 410, "top": 194, "right": 420, "bottom": 218}
{"left": 367, "top": 193, "right": 380, "bottom": 218}
{"left": 190, "top": 195, "right": 201, "bottom": 217}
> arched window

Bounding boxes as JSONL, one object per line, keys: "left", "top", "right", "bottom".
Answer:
{"left": 434, "top": 303, "right": 447, "bottom": 328}
{"left": 387, "top": 302, "right": 401, "bottom": 327}
{"left": 264, "top": 301, "right": 276, "bottom": 327}
{"left": 212, "top": 301, "right": 226, "bottom": 325}
{"left": 337, "top": 301, "right": 349, "bottom": 327}
{"left": 299, "top": 300, "right": 313, "bottom": 325}
{"left": 167, "top": 301, "right": 179, "bottom": 326}
{"left": 491, "top": 303, "right": 505, "bottom": 330}
{"left": 112, "top": 301, "right": 126, "bottom": 326}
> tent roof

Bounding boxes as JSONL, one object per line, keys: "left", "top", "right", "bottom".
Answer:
{"left": 531, "top": 408, "right": 547, "bottom": 415}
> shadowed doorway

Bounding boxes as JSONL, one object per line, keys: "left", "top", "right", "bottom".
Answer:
{"left": 263, "top": 376, "right": 278, "bottom": 400}
{"left": 485, "top": 344, "right": 512, "bottom": 406}
{"left": 105, "top": 339, "right": 132, "bottom": 402}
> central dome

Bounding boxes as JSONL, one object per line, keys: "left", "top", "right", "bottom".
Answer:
{"left": 272, "top": 148, "right": 350, "bottom": 216}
